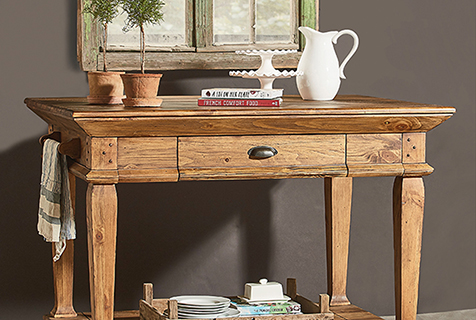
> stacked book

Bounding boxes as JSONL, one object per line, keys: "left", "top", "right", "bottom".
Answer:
{"left": 230, "top": 297, "right": 302, "bottom": 316}
{"left": 198, "top": 88, "right": 283, "bottom": 107}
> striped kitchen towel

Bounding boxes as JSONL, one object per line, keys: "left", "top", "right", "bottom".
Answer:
{"left": 38, "top": 139, "right": 76, "bottom": 262}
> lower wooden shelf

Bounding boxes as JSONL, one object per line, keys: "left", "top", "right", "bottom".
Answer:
{"left": 330, "top": 305, "right": 384, "bottom": 320}
{"left": 43, "top": 305, "right": 384, "bottom": 320}
{"left": 43, "top": 280, "right": 383, "bottom": 320}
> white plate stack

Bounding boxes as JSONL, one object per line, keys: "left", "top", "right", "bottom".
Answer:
{"left": 170, "top": 295, "right": 240, "bottom": 319}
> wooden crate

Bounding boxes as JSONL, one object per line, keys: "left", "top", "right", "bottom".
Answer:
{"left": 140, "top": 279, "right": 333, "bottom": 320}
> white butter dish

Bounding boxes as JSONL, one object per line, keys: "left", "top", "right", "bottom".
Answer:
{"left": 243, "top": 278, "right": 286, "bottom": 302}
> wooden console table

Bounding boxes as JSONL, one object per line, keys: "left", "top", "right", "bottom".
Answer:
{"left": 25, "top": 95, "right": 454, "bottom": 320}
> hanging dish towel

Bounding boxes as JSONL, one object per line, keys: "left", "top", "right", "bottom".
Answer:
{"left": 37, "top": 139, "right": 76, "bottom": 262}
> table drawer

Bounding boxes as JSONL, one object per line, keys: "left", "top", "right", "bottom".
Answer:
{"left": 178, "top": 135, "right": 346, "bottom": 180}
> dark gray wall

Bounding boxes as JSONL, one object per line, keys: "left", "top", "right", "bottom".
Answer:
{"left": 0, "top": 0, "right": 474, "bottom": 319}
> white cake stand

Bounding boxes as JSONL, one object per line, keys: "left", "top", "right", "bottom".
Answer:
{"left": 229, "top": 50, "right": 302, "bottom": 90}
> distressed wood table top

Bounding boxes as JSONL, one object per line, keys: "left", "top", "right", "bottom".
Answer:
{"left": 25, "top": 95, "right": 454, "bottom": 136}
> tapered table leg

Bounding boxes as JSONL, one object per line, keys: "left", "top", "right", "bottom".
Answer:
{"left": 86, "top": 183, "right": 118, "bottom": 320}
{"left": 325, "top": 177, "right": 353, "bottom": 306}
{"left": 50, "top": 172, "right": 77, "bottom": 317}
{"left": 50, "top": 240, "right": 77, "bottom": 317}
{"left": 393, "top": 177, "right": 425, "bottom": 320}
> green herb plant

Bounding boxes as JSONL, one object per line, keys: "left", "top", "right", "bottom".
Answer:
{"left": 121, "top": 0, "right": 165, "bottom": 73}
{"left": 83, "top": 0, "right": 121, "bottom": 72}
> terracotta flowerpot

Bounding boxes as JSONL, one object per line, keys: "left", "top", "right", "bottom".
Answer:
{"left": 87, "top": 71, "right": 125, "bottom": 104}
{"left": 120, "top": 73, "right": 163, "bottom": 107}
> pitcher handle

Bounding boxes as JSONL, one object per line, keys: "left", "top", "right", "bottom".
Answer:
{"left": 332, "top": 29, "right": 359, "bottom": 79}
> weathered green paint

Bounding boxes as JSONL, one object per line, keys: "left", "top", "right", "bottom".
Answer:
{"left": 186, "top": 0, "right": 194, "bottom": 47}
{"left": 80, "top": 0, "right": 100, "bottom": 71}
{"left": 195, "top": 0, "right": 213, "bottom": 48}
{"left": 300, "top": 0, "right": 317, "bottom": 28}
{"left": 300, "top": 0, "right": 317, "bottom": 50}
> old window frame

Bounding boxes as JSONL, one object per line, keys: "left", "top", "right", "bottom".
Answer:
{"left": 77, "top": 0, "right": 319, "bottom": 71}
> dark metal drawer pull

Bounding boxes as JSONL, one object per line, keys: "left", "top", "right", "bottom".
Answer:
{"left": 247, "top": 146, "right": 278, "bottom": 159}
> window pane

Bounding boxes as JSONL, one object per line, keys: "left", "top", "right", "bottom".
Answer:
{"left": 256, "top": 0, "right": 292, "bottom": 42}
{"left": 213, "top": 0, "right": 250, "bottom": 44}
{"left": 107, "top": 0, "right": 186, "bottom": 49}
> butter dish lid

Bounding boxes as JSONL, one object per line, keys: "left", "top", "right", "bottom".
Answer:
{"left": 243, "top": 278, "right": 285, "bottom": 302}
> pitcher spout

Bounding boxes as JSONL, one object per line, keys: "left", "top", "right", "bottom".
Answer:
{"left": 298, "top": 26, "right": 338, "bottom": 42}
{"left": 298, "top": 26, "right": 317, "bottom": 39}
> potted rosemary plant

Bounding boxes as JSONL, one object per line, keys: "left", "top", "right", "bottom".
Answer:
{"left": 120, "top": 0, "right": 165, "bottom": 107}
{"left": 84, "top": 0, "right": 125, "bottom": 104}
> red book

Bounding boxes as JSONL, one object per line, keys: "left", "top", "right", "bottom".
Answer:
{"left": 198, "top": 98, "right": 282, "bottom": 107}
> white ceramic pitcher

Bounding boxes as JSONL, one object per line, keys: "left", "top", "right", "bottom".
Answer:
{"left": 296, "top": 26, "right": 359, "bottom": 100}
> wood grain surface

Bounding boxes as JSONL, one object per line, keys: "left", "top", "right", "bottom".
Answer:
{"left": 25, "top": 96, "right": 455, "bottom": 183}
{"left": 86, "top": 184, "right": 118, "bottom": 320}
{"left": 179, "top": 134, "right": 345, "bottom": 179}
{"left": 118, "top": 137, "right": 177, "bottom": 170}
{"left": 49, "top": 172, "right": 77, "bottom": 317}
{"left": 402, "top": 133, "right": 426, "bottom": 164}
{"left": 25, "top": 96, "right": 455, "bottom": 137}
{"left": 393, "top": 177, "right": 425, "bottom": 320}
{"left": 325, "top": 177, "right": 353, "bottom": 306}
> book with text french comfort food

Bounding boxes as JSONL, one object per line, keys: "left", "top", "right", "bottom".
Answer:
{"left": 198, "top": 98, "right": 282, "bottom": 107}
{"left": 201, "top": 88, "right": 283, "bottom": 99}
